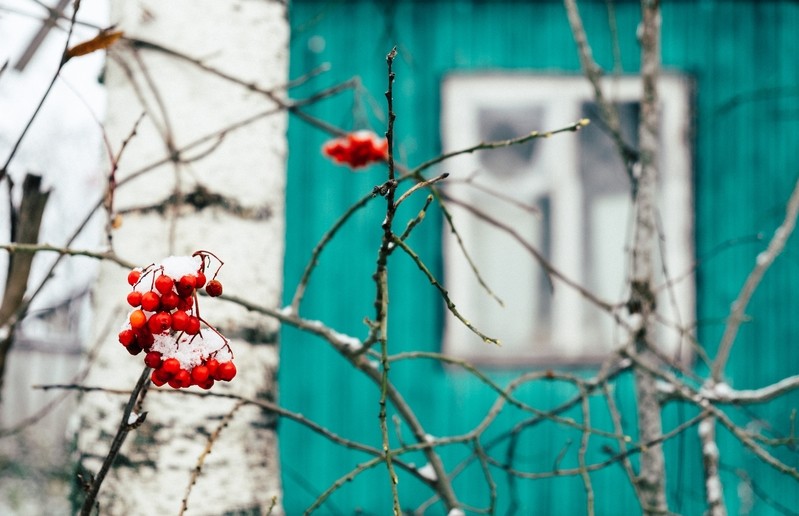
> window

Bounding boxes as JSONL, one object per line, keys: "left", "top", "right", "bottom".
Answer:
{"left": 441, "top": 75, "right": 693, "bottom": 366}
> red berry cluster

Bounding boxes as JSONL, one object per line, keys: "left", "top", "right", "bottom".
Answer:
{"left": 119, "top": 251, "right": 235, "bottom": 390}
{"left": 322, "top": 130, "right": 388, "bottom": 169}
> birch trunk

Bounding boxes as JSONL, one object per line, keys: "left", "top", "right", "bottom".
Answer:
{"left": 74, "top": 1, "right": 287, "bottom": 514}
{"left": 632, "top": 1, "right": 668, "bottom": 514}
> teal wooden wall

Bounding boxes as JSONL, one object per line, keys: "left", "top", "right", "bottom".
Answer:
{"left": 283, "top": 1, "right": 799, "bottom": 513}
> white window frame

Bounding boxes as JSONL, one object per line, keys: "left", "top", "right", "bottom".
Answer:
{"left": 440, "top": 74, "right": 694, "bottom": 366}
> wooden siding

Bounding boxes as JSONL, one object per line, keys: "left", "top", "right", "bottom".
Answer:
{"left": 283, "top": 1, "right": 799, "bottom": 514}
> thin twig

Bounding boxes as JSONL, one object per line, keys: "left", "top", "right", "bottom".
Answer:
{"left": 628, "top": 349, "right": 799, "bottom": 483}
{"left": 578, "top": 385, "right": 596, "bottom": 516}
{"left": 40, "top": 381, "right": 387, "bottom": 458}
{"left": 393, "top": 172, "right": 448, "bottom": 208}
{"left": 78, "top": 366, "right": 151, "bottom": 516}
{"left": 601, "top": 382, "right": 643, "bottom": 502}
{"left": 179, "top": 401, "right": 244, "bottom": 515}
{"left": 376, "top": 46, "right": 402, "bottom": 515}
{"left": 391, "top": 351, "right": 627, "bottom": 439}
{"left": 563, "top": 0, "right": 636, "bottom": 180}
{"left": 436, "top": 190, "right": 504, "bottom": 306}
{"left": 448, "top": 173, "right": 541, "bottom": 214}
{"left": 441, "top": 193, "right": 616, "bottom": 312}
{"left": 473, "top": 439, "right": 497, "bottom": 515}
{"left": 289, "top": 191, "right": 375, "bottom": 312}
{"left": 408, "top": 118, "right": 589, "bottom": 179}
{"left": 398, "top": 194, "right": 434, "bottom": 242}
{"left": 391, "top": 236, "right": 500, "bottom": 345}
{"left": 484, "top": 411, "right": 705, "bottom": 481}
{"left": 0, "top": 243, "right": 134, "bottom": 269}
{"left": 0, "top": 0, "right": 82, "bottom": 182}
{"left": 712, "top": 176, "right": 799, "bottom": 381}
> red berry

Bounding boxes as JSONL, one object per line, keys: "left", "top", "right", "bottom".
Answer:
{"left": 322, "top": 139, "right": 347, "bottom": 162}
{"left": 118, "top": 329, "right": 136, "bottom": 346}
{"left": 171, "top": 310, "right": 189, "bottom": 331}
{"left": 198, "top": 377, "right": 215, "bottom": 390}
{"left": 160, "top": 291, "right": 179, "bottom": 311}
{"left": 180, "top": 274, "right": 197, "bottom": 288}
{"left": 154, "top": 367, "right": 172, "bottom": 383}
{"left": 185, "top": 316, "right": 201, "bottom": 335}
{"left": 127, "top": 269, "right": 141, "bottom": 286}
{"left": 156, "top": 312, "right": 172, "bottom": 329}
{"left": 155, "top": 274, "right": 174, "bottom": 295}
{"left": 147, "top": 312, "right": 172, "bottom": 334}
{"left": 126, "top": 291, "right": 143, "bottom": 307}
{"left": 147, "top": 315, "right": 158, "bottom": 333}
{"left": 129, "top": 310, "right": 146, "bottom": 329}
{"left": 194, "top": 271, "right": 207, "bottom": 288}
{"left": 178, "top": 370, "right": 191, "bottom": 388}
{"left": 151, "top": 370, "right": 167, "bottom": 387}
{"left": 136, "top": 327, "right": 154, "bottom": 349}
{"left": 205, "top": 280, "right": 223, "bottom": 297}
{"left": 126, "top": 343, "right": 143, "bottom": 355}
{"left": 144, "top": 351, "right": 162, "bottom": 368}
{"left": 140, "top": 291, "right": 161, "bottom": 312}
{"left": 216, "top": 361, "right": 237, "bottom": 382}
{"left": 205, "top": 358, "right": 219, "bottom": 377}
{"left": 169, "top": 369, "right": 191, "bottom": 389}
{"left": 161, "top": 358, "right": 181, "bottom": 376}
{"left": 322, "top": 132, "right": 387, "bottom": 169}
{"left": 346, "top": 133, "right": 374, "bottom": 168}
{"left": 177, "top": 275, "right": 197, "bottom": 297}
{"left": 190, "top": 365, "right": 209, "bottom": 384}
{"left": 177, "top": 296, "right": 193, "bottom": 312}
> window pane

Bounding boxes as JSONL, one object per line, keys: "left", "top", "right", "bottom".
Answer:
{"left": 441, "top": 75, "right": 693, "bottom": 366}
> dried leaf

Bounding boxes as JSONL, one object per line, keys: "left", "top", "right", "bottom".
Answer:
{"left": 66, "top": 30, "right": 124, "bottom": 59}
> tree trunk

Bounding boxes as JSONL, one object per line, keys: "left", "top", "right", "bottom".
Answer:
{"left": 74, "top": 1, "right": 287, "bottom": 513}
{"left": 0, "top": 174, "right": 49, "bottom": 399}
{"left": 632, "top": 1, "right": 669, "bottom": 514}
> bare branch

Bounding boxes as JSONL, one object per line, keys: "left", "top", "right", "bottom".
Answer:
{"left": 408, "top": 118, "right": 589, "bottom": 179}
{"left": 78, "top": 366, "right": 151, "bottom": 516}
{"left": 393, "top": 172, "right": 449, "bottom": 209}
{"left": 700, "top": 376, "right": 799, "bottom": 405}
{"left": 0, "top": 0, "right": 82, "bottom": 182}
{"left": 441, "top": 194, "right": 616, "bottom": 312}
{"left": 397, "top": 194, "right": 435, "bottom": 242}
{"left": 712, "top": 176, "right": 799, "bottom": 381}
{"left": 628, "top": 1, "right": 668, "bottom": 513}
{"left": 179, "top": 402, "right": 244, "bottom": 515}
{"left": 578, "top": 385, "right": 596, "bottom": 516}
{"left": 391, "top": 236, "right": 500, "bottom": 345}
{"left": 377, "top": 46, "right": 403, "bottom": 515}
{"left": 563, "top": 0, "right": 637, "bottom": 180}
{"left": 699, "top": 417, "right": 726, "bottom": 516}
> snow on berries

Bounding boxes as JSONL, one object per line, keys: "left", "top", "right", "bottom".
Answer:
{"left": 119, "top": 250, "right": 236, "bottom": 390}
{"left": 322, "top": 130, "right": 388, "bottom": 169}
